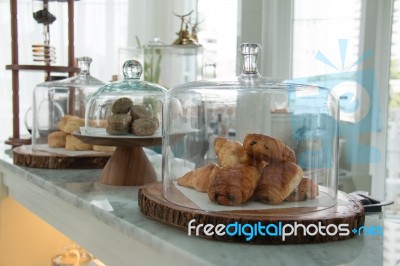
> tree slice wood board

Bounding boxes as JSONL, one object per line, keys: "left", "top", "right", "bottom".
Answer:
{"left": 13, "top": 145, "right": 112, "bottom": 169}
{"left": 138, "top": 182, "right": 365, "bottom": 244}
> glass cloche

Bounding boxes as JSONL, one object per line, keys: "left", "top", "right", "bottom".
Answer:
{"left": 84, "top": 60, "right": 167, "bottom": 137}
{"left": 32, "top": 57, "right": 104, "bottom": 149}
{"left": 162, "top": 43, "right": 339, "bottom": 215}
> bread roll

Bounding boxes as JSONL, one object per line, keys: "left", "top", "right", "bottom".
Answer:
{"left": 60, "top": 116, "right": 85, "bottom": 134}
{"left": 177, "top": 163, "right": 221, "bottom": 192}
{"left": 208, "top": 164, "right": 260, "bottom": 206}
{"left": 255, "top": 161, "right": 303, "bottom": 204}
{"left": 65, "top": 135, "right": 93, "bottom": 151}
{"left": 285, "top": 177, "right": 319, "bottom": 202}
{"left": 243, "top": 133, "right": 296, "bottom": 163}
{"left": 92, "top": 145, "right": 116, "bottom": 152}
{"left": 214, "top": 137, "right": 266, "bottom": 171}
{"left": 47, "top": 131, "right": 67, "bottom": 148}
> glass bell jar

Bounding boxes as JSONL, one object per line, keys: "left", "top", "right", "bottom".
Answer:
{"left": 162, "top": 43, "right": 339, "bottom": 215}
{"left": 32, "top": 57, "right": 104, "bottom": 149}
{"left": 84, "top": 59, "right": 167, "bottom": 137}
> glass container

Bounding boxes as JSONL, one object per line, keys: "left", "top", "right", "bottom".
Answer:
{"left": 51, "top": 245, "right": 93, "bottom": 266}
{"left": 84, "top": 59, "right": 167, "bottom": 136}
{"left": 162, "top": 43, "right": 339, "bottom": 215}
{"left": 118, "top": 39, "right": 203, "bottom": 89}
{"left": 32, "top": 57, "right": 104, "bottom": 148}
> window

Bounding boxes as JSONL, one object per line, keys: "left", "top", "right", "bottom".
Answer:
{"left": 386, "top": 0, "right": 400, "bottom": 218}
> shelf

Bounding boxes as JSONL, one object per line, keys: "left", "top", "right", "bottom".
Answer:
{"left": 6, "top": 64, "right": 80, "bottom": 73}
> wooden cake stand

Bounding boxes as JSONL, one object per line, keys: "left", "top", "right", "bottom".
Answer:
{"left": 139, "top": 182, "right": 365, "bottom": 244}
{"left": 73, "top": 131, "right": 161, "bottom": 186}
{"left": 13, "top": 145, "right": 111, "bottom": 169}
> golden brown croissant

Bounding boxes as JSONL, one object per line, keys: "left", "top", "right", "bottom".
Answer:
{"left": 208, "top": 164, "right": 260, "bottom": 206}
{"left": 255, "top": 161, "right": 303, "bottom": 204}
{"left": 285, "top": 177, "right": 319, "bottom": 202}
{"left": 243, "top": 133, "right": 296, "bottom": 163}
{"left": 177, "top": 163, "right": 220, "bottom": 192}
{"left": 214, "top": 137, "right": 267, "bottom": 171}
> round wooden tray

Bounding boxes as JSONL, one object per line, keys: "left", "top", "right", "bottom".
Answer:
{"left": 13, "top": 145, "right": 112, "bottom": 169}
{"left": 73, "top": 131, "right": 162, "bottom": 186}
{"left": 139, "top": 182, "right": 365, "bottom": 244}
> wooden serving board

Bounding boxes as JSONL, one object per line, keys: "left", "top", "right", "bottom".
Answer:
{"left": 138, "top": 182, "right": 365, "bottom": 244}
{"left": 13, "top": 145, "right": 112, "bottom": 169}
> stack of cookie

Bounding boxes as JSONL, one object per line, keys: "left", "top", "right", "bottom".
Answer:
{"left": 106, "top": 97, "right": 159, "bottom": 136}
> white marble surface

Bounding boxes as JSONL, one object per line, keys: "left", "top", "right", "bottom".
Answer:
{"left": 0, "top": 144, "right": 399, "bottom": 266}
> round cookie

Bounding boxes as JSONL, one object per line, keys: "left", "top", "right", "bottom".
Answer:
{"left": 131, "top": 117, "right": 159, "bottom": 136}
{"left": 111, "top": 97, "right": 133, "bottom": 114}
{"left": 106, "top": 114, "right": 132, "bottom": 135}
{"left": 130, "top": 104, "right": 152, "bottom": 119}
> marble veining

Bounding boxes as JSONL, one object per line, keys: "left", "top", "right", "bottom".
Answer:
{"left": 0, "top": 145, "right": 397, "bottom": 266}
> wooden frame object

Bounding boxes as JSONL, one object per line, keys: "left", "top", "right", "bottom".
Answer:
{"left": 5, "top": 0, "right": 80, "bottom": 147}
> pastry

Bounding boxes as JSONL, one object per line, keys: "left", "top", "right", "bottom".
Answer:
{"left": 214, "top": 137, "right": 267, "bottom": 170}
{"left": 59, "top": 115, "right": 84, "bottom": 134}
{"left": 130, "top": 104, "right": 152, "bottom": 120}
{"left": 58, "top": 115, "right": 74, "bottom": 130}
{"left": 177, "top": 163, "right": 221, "bottom": 192}
{"left": 255, "top": 161, "right": 303, "bottom": 204}
{"left": 285, "top": 177, "right": 319, "bottom": 202}
{"left": 214, "top": 137, "right": 249, "bottom": 167}
{"left": 111, "top": 97, "right": 133, "bottom": 114}
{"left": 47, "top": 131, "right": 67, "bottom": 148}
{"left": 243, "top": 133, "right": 296, "bottom": 163}
{"left": 208, "top": 164, "right": 260, "bottom": 206}
{"left": 106, "top": 114, "right": 132, "bottom": 135}
{"left": 65, "top": 135, "right": 93, "bottom": 151}
{"left": 131, "top": 117, "right": 159, "bottom": 136}
{"left": 92, "top": 145, "right": 116, "bottom": 152}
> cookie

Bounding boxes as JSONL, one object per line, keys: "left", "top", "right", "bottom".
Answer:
{"left": 130, "top": 104, "right": 152, "bottom": 119}
{"left": 111, "top": 97, "right": 133, "bottom": 114}
{"left": 131, "top": 117, "right": 159, "bottom": 136}
{"left": 106, "top": 114, "right": 132, "bottom": 135}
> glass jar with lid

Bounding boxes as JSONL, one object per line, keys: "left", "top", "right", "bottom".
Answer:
{"left": 32, "top": 57, "right": 104, "bottom": 149}
{"left": 82, "top": 60, "right": 167, "bottom": 186}
{"left": 162, "top": 43, "right": 339, "bottom": 214}
{"left": 84, "top": 59, "right": 167, "bottom": 136}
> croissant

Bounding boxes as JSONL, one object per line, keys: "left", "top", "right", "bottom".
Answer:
{"left": 214, "top": 137, "right": 267, "bottom": 171}
{"left": 177, "top": 163, "right": 220, "bottom": 192}
{"left": 285, "top": 177, "right": 319, "bottom": 202}
{"left": 255, "top": 161, "right": 303, "bottom": 204}
{"left": 243, "top": 133, "right": 296, "bottom": 163}
{"left": 208, "top": 164, "right": 260, "bottom": 206}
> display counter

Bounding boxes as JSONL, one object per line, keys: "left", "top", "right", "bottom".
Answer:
{"left": 0, "top": 144, "right": 398, "bottom": 266}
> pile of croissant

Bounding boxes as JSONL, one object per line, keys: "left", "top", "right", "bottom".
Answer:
{"left": 177, "top": 133, "right": 319, "bottom": 206}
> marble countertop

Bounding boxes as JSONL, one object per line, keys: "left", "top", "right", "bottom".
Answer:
{"left": 0, "top": 144, "right": 399, "bottom": 266}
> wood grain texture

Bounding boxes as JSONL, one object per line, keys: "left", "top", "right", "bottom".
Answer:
{"left": 72, "top": 132, "right": 160, "bottom": 186}
{"left": 100, "top": 146, "right": 157, "bottom": 186}
{"left": 13, "top": 145, "right": 111, "bottom": 169}
{"left": 138, "top": 182, "right": 365, "bottom": 244}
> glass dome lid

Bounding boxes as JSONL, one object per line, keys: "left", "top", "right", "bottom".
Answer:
{"left": 84, "top": 60, "right": 167, "bottom": 136}
{"left": 32, "top": 56, "right": 105, "bottom": 149}
{"left": 162, "top": 43, "right": 340, "bottom": 215}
